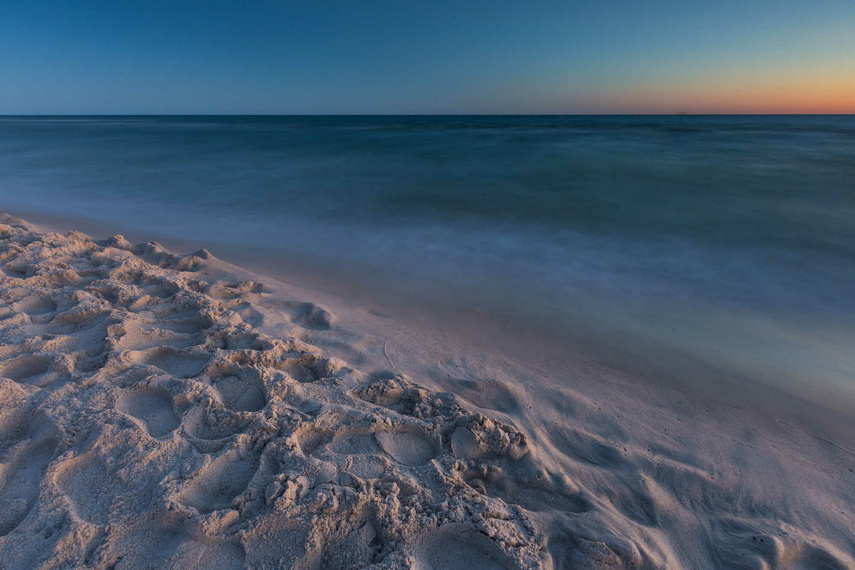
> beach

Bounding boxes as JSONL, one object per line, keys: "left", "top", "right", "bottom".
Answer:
{"left": 3, "top": 0, "right": 855, "bottom": 563}
{"left": 1, "top": 214, "right": 853, "bottom": 569}
{"left": 4, "top": 115, "right": 855, "bottom": 423}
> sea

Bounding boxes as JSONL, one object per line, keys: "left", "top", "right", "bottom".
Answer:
{"left": 2, "top": 115, "right": 854, "bottom": 413}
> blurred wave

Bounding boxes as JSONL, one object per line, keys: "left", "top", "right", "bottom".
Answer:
{"left": 2, "top": 115, "right": 854, "bottom": 410}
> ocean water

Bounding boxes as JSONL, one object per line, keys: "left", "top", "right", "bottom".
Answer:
{"left": 2, "top": 115, "right": 854, "bottom": 410}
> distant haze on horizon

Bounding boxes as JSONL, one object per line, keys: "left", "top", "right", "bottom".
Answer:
{"left": 1, "top": 1, "right": 853, "bottom": 115}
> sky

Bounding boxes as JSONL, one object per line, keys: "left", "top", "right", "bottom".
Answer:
{"left": 1, "top": 1, "right": 853, "bottom": 114}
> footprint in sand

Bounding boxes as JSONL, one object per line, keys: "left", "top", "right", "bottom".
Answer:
{"left": 181, "top": 406, "right": 247, "bottom": 443}
{"left": 279, "top": 354, "right": 340, "bottom": 383}
{"left": 114, "top": 322, "right": 200, "bottom": 352}
{"left": 108, "top": 514, "right": 246, "bottom": 570}
{"left": 140, "top": 280, "right": 180, "bottom": 300}
{"left": 211, "top": 371, "right": 267, "bottom": 412}
{"left": 51, "top": 307, "right": 110, "bottom": 333}
{"left": 454, "top": 378, "right": 522, "bottom": 415}
{"left": 159, "top": 316, "right": 210, "bottom": 335}
{"left": 345, "top": 455, "right": 388, "bottom": 480}
{"left": 166, "top": 538, "right": 246, "bottom": 569}
{"left": 55, "top": 454, "right": 121, "bottom": 525}
{"left": 180, "top": 447, "right": 259, "bottom": 514}
{"left": 1, "top": 266, "right": 28, "bottom": 279}
{"left": 412, "top": 525, "right": 516, "bottom": 570}
{"left": 116, "top": 386, "right": 179, "bottom": 437}
{"left": 327, "top": 431, "right": 382, "bottom": 455}
{"left": 127, "top": 347, "right": 210, "bottom": 378}
{"left": 0, "top": 355, "right": 66, "bottom": 387}
{"left": 375, "top": 426, "right": 438, "bottom": 467}
{"left": 54, "top": 442, "right": 164, "bottom": 527}
{"left": 321, "top": 425, "right": 437, "bottom": 468}
{"left": 0, "top": 436, "right": 58, "bottom": 536}
{"left": 0, "top": 355, "right": 51, "bottom": 383}
{"left": 0, "top": 405, "right": 31, "bottom": 447}
{"left": 294, "top": 425, "right": 329, "bottom": 456}
{"left": 317, "top": 517, "right": 384, "bottom": 568}
{"left": 222, "top": 300, "right": 264, "bottom": 327}
{"left": 284, "top": 301, "right": 335, "bottom": 331}
{"left": 450, "top": 426, "right": 485, "bottom": 460}
{"left": 11, "top": 295, "right": 57, "bottom": 323}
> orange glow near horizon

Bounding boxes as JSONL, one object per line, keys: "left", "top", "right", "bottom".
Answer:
{"left": 575, "top": 67, "right": 855, "bottom": 115}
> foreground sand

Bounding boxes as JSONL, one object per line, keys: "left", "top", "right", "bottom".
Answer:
{"left": 0, "top": 215, "right": 853, "bottom": 569}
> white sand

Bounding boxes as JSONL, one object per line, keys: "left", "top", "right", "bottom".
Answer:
{"left": 0, "top": 214, "right": 853, "bottom": 569}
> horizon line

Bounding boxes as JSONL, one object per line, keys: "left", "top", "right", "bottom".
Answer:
{"left": 2, "top": 112, "right": 854, "bottom": 117}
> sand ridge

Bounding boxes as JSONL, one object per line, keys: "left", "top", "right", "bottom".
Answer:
{"left": 0, "top": 215, "right": 853, "bottom": 569}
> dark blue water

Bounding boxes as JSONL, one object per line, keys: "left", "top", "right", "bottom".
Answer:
{"left": 2, "top": 115, "right": 854, "bottom": 409}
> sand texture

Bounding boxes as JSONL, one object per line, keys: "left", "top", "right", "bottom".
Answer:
{"left": 0, "top": 215, "right": 853, "bottom": 569}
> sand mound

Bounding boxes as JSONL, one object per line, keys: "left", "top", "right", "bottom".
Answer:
{"left": 0, "top": 218, "right": 547, "bottom": 568}
{"left": 0, "top": 215, "right": 853, "bottom": 569}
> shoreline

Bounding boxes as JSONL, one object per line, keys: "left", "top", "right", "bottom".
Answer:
{"left": 1, "top": 214, "right": 853, "bottom": 568}
{"left": 13, "top": 207, "right": 855, "bottom": 444}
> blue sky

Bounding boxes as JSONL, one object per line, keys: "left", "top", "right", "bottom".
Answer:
{"left": 1, "top": 1, "right": 853, "bottom": 114}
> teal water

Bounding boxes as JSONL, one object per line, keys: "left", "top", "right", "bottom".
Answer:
{"left": 2, "top": 115, "right": 854, "bottom": 409}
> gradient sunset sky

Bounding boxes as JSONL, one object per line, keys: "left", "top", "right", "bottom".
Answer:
{"left": 2, "top": 1, "right": 853, "bottom": 114}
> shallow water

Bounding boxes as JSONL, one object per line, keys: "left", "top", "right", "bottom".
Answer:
{"left": 2, "top": 115, "right": 854, "bottom": 410}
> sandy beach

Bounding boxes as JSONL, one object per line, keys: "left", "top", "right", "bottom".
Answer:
{"left": 1, "top": 213, "right": 853, "bottom": 569}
